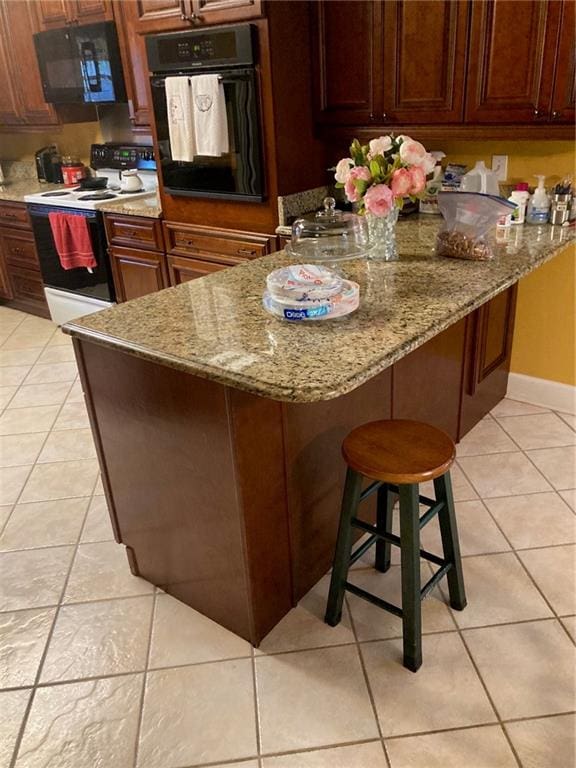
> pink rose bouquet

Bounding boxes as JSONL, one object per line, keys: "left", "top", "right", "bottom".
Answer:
{"left": 334, "top": 134, "right": 435, "bottom": 216}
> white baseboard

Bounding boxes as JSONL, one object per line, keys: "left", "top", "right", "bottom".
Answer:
{"left": 507, "top": 373, "right": 576, "bottom": 414}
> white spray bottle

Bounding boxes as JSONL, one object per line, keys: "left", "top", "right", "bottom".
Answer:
{"left": 526, "top": 175, "right": 550, "bottom": 224}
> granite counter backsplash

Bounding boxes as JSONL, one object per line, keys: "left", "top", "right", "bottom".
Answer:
{"left": 0, "top": 180, "right": 64, "bottom": 202}
{"left": 98, "top": 195, "right": 162, "bottom": 219}
{"left": 63, "top": 218, "right": 574, "bottom": 403}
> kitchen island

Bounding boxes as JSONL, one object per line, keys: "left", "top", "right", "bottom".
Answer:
{"left": 63, "top": 218, "right": 574, "bottom": 643}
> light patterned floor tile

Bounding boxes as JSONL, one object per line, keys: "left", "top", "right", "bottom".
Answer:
{"left": 23, "top": 362, "right": 77, "bottom": 387}
{"left": 485, "top": 492, "right": 576, "bottom": 548}
{"left": 557, "top": 411, "right": 576, "bottom": 430}
{"left": 52, "top": 401, "right": 90, "bottom": 430}
{"left": 491, "top": 399, "right": 549, "bottom": 417}
{"left": 0, "top": 386, "right": 17, "bottom": 409}
{"left": 65, "top": 380, "right": 84, "bottom": 404}
{"left": 14, "top": 674, "right": 142, "bottom": 768}
{"left": 0, "top": 465, "right": 32, "bottom": 505}
{"left": 37, "top": 428, "right": 95, "bottom": 464}
{"left": 362, "top": 632, "right": 495, "bottom": 737}
{"left": 255, "top": 645, "right": 378, "bottom": 753}
{"left": 559, "top": 489, "right": 576, "bottom": 510}
{"left": 385, "top": 725, "right": 517, "bottom": 768}
{"left": 518, "top": 545, "right": 576, "bottom": 616}
{"left": 450, "top": 552, "right": 552, "bottom": 628}
{"left": 463, "top": 620, "right": 576, "bottom": 719}
{"left": 0, "top": 348, "right": 42, "bottom": 368}
{"left": 80, "top": 495, "right": 114, "bottom": 543}
{"left": 2, "top": 330, "right": 53, "bottom": 350}
{"left": 0, "top": 506, "right": 11, "bottom": 532}
{"left": 0, "top": 498, "right": 89, "bottom": 552}
{"left": 149, "top": 593, "right": 251, "bottom": 668}
{"left": 497, "top": 412, "right": 576, "bottom": 450}
{"left": 263, "top": 742, "right": 388, "bottom": 767}
{"left": 421, "top": 499, "right": 510, "bottom": 557}
{"left": 41, "top": 596, "right": 153, "bottom": 683}
{"left": 505, "top": 714, "right": 576, "bottom": 768}
{"left": 138, "top": 660, "right": 257, "bottom": 768}
{"left": 20, "top": 459, "right": 99, "bottom": 503}
{"left": 347, "top": 565, "right": 454, "bottom": 642}
{"left": 560, "top": 615, "right": 576, "bottom": 641}
{"left": 0, "top": 405, "right": 59, "bottom": 436}
{"left": 421, "top": 463, "right": 479, "bottom": 501}
{"left": 456, "top": 419, "right": 517, "bottom": 457}
{"left": 0, "top": 608, "right": 55, "bottom": 688}
{"left": 37, "top": 345, "right": 76, "bottom": 364}
{"left": 527, "top": 446, "right": 576, "bottom": 490}
{"left": 458, "top": 452, "right": 551, "bottom": 498}
{"left": 257, "top": 575, "right": 355, "bottom": 654}
{"left": 0, "top": 366, "right": 30, "bottom": 387}
{"left": 46, "top": 328, "right": 72, "bottom": 347}
{"left": 0, "top": 546, "right": 74, "bottom": 611}
{"left": 0, "top": 689, "right": 31, "bottom": 768}
{"left": 63, "top": 541, "right": 154, "bottom": 603}
{"left": 8, "top": 381, "right": 71, "bottom": 409}
{"left": 0, "top": 434, "right": 46, "bottom": 468}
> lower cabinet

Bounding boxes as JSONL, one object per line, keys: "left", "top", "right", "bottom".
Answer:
{"left": 108, "top": 245, "right": 168, "bottom": 303}
{"left": 167, "top": 254, "right": 232, "bottom": 285}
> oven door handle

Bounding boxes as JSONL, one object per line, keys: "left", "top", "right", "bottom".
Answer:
{"left": 150, "top": 69, "right": 254, "bottom": 89}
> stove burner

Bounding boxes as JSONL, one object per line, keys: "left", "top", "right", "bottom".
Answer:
{"left": 77, "top": 192, "right": 118, "bottom": 201}
{"left": 41, "top": 191, "right": 72, "bottom": 197}
{"left": 119, "top": 189, "right": 145, "bottom": 195}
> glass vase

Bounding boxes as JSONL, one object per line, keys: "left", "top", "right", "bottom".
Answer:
{"left": 366, "top": 208, "right": 399, "bottom": 261}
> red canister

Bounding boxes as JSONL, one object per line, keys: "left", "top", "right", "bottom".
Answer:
{"left": 62, "top": 156, "right": 87, "bottom": 186}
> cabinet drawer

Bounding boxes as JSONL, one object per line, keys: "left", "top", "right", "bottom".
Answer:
{"left": 0, "top": 229, "right": 39, "bottom": 271}
{"left": 105, "top": 215, "right": 164, "bottom": 252}
{"left": 109, "top": 245, "right": 168, "bottom": 302}
{"left": 0, "top": 203, "right": 30, "bottom": 229}
{"left": 164, "top": 222, "right": 277, "bottom": 261}
{"left": 8, "top": 267, "right": 46, "bottom": 303}
{"left": 167, "top": 254, "right": 231, "bottom": 286}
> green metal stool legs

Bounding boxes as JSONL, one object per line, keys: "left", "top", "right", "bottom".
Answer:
{"left": 375, "top": 483, "right": 394, "bottom": 572}
{"left": 434, "top": 473, "right": 467, "bottom": 611}
{"left": 399, "top": 483, "right": 422, "bottom": 671}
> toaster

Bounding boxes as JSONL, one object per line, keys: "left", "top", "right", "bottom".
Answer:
{"left": 35, "top": 145, "right": 63, "bottom": 184}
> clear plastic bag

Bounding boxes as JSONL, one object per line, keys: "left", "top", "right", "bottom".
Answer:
{"left": 436, "top": 192, "right": 515, "bottom": 261}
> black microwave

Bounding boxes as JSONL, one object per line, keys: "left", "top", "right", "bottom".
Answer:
{"left": 34, "top": 21, "right": 126, "bottom": 104}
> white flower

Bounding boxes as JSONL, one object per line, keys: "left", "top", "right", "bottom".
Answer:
{"left": 421, "top": 152, "right": 437, "bottom": 175}
{"left": 399, "top": 138, "right": 428, "bottom": 166}
{"left": 368, "top": 136, "right": 393, "bottom": 158}
{"left": 334, "top": 157, "right": 354, "bottom": 183}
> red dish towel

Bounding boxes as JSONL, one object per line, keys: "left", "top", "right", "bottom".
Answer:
{"left": 48, "top": 212, "right": 97, "bottom": 271}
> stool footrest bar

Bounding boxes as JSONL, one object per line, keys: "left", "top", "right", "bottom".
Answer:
{"left": 349, "top": 534, "right": 379, "bottom": 565}
{"left": 344, "top": 581, "right": 403, "bottom": 618}
{"left": 418, "top": 501, "right": 445, "bottom": 529}
{"left": 359, "top": 480, "right": 383, "bottom": 502}
{"left": 420, "top": 563, "right": 452, "bottom": 600}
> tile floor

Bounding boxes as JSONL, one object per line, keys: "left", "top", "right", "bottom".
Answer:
{"left": 0, "top": 305, "right": 575, "bottom": 768}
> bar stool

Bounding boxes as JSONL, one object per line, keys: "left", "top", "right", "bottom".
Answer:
{"left": 325, "top": 419, "right": 467, "bottom": 672}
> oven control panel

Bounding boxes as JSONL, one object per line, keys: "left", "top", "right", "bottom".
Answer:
{"left": 90, "top": 144, "right": 156, "bottom": 171}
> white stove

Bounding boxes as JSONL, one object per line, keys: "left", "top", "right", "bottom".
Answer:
{"left": 24, "top": 170, "right": 158, "bottom": 210}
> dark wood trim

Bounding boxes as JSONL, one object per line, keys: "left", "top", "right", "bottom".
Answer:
{"left": 317, "top": 122, "right": 575, "bottom": 143}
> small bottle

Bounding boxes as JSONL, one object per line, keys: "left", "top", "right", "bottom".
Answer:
{"left": 509, "top": 183, "right": 529, "bottom": 225}
{"left": 526, "top": 175, "right": 550, "bottom": 224}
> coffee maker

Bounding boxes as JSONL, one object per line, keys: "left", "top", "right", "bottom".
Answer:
{"left": 35, "top": 145, "right": 63, "bottom": 184}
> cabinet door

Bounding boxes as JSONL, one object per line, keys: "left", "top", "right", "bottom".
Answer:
{"left": 109, "top": 246, "right": 168, "bottom": 302}
{"left": 131, "top": 0, "right": 192, "bottom": 33}
{"left": 0, "top": 5, "right": 22, "bottom": 125}
{"left": 466, "top": 0, "right": 558, "bottom": 123}
{"left": 0, "top": 241, "right": 13, "bottom": 300}
{"left": 3, "top": 1, "right": 58, "bottom": 125}
{"left": 192, "top": 0, "right": 262, "bottom": 26}
{"left": 114, "top": 2, "right": 152, "bottom": 128}
{"left": 459, "top": 286, "right": 518, "bottom": 438}
{"left": 381, "top": 0, "right": 468, "bottom": 124}
{"left": 167, "top": 254, "right": 228, "bottom": 285}
{"left": 37, "top": 0, "right": 69, "bottom": 27}
{"left": 73, "top": 0, "right": 111, "bottom": 23}
{"left": 312, "top": 0, "right": 380, "bottom": 125}
{"left": 550, "top": 0, "right": 575, "bottom": 123}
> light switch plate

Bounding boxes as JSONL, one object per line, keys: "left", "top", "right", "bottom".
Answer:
{"left": 492, "top": 155, "right": 508, "bottom": 182}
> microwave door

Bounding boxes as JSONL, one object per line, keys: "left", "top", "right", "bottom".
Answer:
{"left": 34, "top": 28, "right": 85, "bottom": 103}
{"left": 80, "top": 41, "right": 102, "bottom": 94}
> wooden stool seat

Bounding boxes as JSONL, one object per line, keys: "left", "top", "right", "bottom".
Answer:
{"left": 342, "top": 419, "right": 456, "bottom": 485}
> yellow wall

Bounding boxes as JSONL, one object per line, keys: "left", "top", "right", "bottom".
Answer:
{"left": 0, "top": 122, "right": 102, "bottom": 165}
{"left": 442, "top": 140, "right": 575, "bottom": 387}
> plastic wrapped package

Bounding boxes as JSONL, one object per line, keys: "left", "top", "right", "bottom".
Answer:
{"left": 436, "top": 192, "right": 516, "bottom": 261}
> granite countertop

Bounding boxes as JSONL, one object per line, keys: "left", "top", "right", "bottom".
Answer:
{"left": 63, "top": 218, "right": 575, "bottom": 403}
{"left": 0, "top": 180, "right": 63, "bottom": 202}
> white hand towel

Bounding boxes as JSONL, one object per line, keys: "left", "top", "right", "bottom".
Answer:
{"left": 190, "top": 74, "right": 229, "bottom": 157}
{"left": 165, "top": 76, "right": 196, "bottom": 163}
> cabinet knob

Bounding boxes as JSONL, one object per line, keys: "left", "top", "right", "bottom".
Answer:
{"left": 181, "top": 12, "right": 201, "bottom": 22}
{"left": 237, "top": 248, "right": 257, "bottom": 257}
{"left": 382, "top": 112, "right": 389, "bottom": 121}
{"left": 551, "top": 110, "right": 561, "bottom": 120}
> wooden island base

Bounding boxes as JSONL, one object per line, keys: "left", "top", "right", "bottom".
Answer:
{"left": 73, "top": 286, "right": 515, "bottom": 644}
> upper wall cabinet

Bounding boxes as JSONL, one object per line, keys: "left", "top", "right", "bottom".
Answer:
{"left": 550, "top": 0, "right": 575, "bottom": 123}
{"left": 466, "top": 0, "right": 561, "bottom": 123}
{"left": 312, "top": 0, "right": 469, "bottom": 126}
{"left": 37, "top": 0, "right": 111, "bottom": 28}
{"left": 131, "top": 0, "right": 262, "bottom": 33}
{"left": 0, "top": 0, "right": 58, "bottom": 126}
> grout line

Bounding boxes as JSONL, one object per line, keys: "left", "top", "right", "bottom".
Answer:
{"left": 132, "top": 588, "right": 157, "bottom": 768}
{"left": 250, "top": 644, "right": 262, "bottom": 767}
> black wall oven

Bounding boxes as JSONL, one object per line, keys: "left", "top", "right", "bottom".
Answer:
{"left": 146, "top": 25, "right": 264, "bottom": 201}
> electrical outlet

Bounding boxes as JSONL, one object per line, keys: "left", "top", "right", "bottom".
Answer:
{"left": 492, "top": 155, "right": 508, "bottom": 182}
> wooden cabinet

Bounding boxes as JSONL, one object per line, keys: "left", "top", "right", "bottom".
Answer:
{"left": 164, "top": 222, "right": 277, "bottom": 263}
{"left": 109, "top": 245, "right": 168, "bottom": 302}
{"left": 460, "top": 285, "right": 517, "bottom": 437}
{"left": 0, "top": 202, "right": 49, "bottom": 317}
{"left": 167, "top": 254, "right": 229, "bottom": 285}
{"left": 131, "top": 0, "right": 261, "bottom": 33}
{"left": 105, "top": 214, "right": 164, "bottom": 252}
{"left": 38, "top": 0, "right": 111, "bottom": 28}
{"left": 550, "top": 0, "right": 575, "bottom": 123}
{"left": 0, "top": 0, "right": 58, "bottom": 127}
{"left": 114, "top": 1, "right": 153, "bottom": 129}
